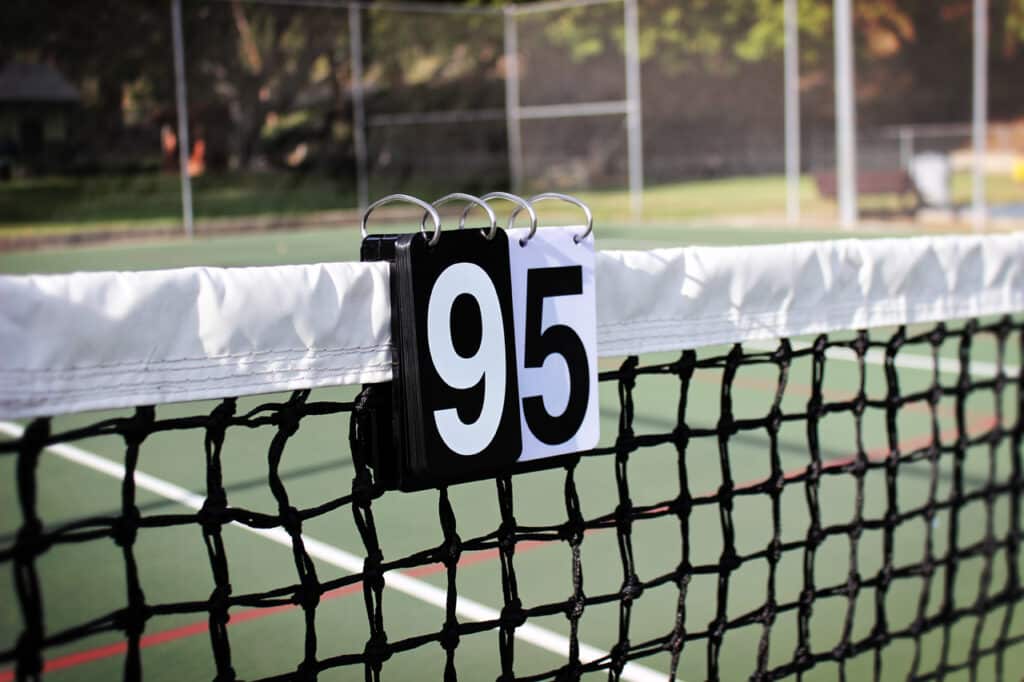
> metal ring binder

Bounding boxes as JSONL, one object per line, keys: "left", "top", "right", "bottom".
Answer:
{"left": 361, "top": 194, "right": 441, "bottom": 243}
{"left": 418, "top": 193, "right": 498, "bottom": 245}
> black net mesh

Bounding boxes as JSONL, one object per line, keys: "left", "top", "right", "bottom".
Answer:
{"left": 2, "top": 317, "right": 1023, "bottom": 681}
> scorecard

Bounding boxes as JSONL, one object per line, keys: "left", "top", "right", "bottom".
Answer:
{"left": 360, "top": 215, "right": 598, "bottom": 490}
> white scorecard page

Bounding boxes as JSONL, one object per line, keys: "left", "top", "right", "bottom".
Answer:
{"left": 507, "top": 226, "right": 599, "bottom": 462}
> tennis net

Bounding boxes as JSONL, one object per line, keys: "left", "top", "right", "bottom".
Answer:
{"left": 1, "top": 234, "right": 1023, "bottom": 680}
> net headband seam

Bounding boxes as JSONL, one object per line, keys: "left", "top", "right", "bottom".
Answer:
{"left": 2, "top": 231, "right": 1022, "bottom": 418}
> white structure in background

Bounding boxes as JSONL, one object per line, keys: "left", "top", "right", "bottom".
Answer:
{"left": 909, "top": 153, "right": 953, "bottom": 209}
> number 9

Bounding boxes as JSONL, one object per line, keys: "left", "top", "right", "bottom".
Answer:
{"left": 426, "top": 263, "right": 507, "bottom": 455}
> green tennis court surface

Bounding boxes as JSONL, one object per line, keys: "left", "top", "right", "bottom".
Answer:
{"left": 2, "top": 320, "right": 1021, "bottom": 680}
{"left": 0, "top": 220, "right": 910, "bottom": 276}
{"left": 2, "top": 221, "right": 1023, "bottom": 680}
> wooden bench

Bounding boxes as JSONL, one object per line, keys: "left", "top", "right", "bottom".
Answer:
{"left": 814, "top": 169, "right": 920, "bottom": 214}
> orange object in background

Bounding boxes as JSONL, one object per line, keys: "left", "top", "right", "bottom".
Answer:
{"left": 160, "top": 124, "right": 205, "bottom": 177}
{"left": 188, "top": 138, "right": 206, "bottom": 177}
{"left": 160, "top": 125, "right": 177, "bottom": 172}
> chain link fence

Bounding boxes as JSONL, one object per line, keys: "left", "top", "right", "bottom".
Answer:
{"left": 1, "top": 0, "right": 1022, "bottom": 234}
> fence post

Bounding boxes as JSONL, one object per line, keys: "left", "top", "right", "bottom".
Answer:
{"left": 833, "top": 0, "right": 858, "bottom": 229}
{"left": 784, "top": 0, "right": 800, "bottom": 224}
{"left": 170, "top": 0, "right": 194, "bottom": 239}
{"left": 349, "top": 5, "right": 369, "bottom": 212}
{"left": 623, "top": 0, "right": 644, "bottom": 219}
{"left": 898, "top": 127, "right": 914, "bottom": 170}
{"left": 503, "top": 7, "right": 523, "bottom": 194}
{"left": 971, "top": 0, "right": 988, "bottom": 230}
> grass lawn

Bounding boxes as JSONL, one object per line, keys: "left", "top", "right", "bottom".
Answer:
{"left": 2, "top": 171, "right": 1020, "bottom": 240}
{"left": 0, "top": 219, "right": 914, "bottom": 276}
{"left": 0, "top": 173, "right": 359, "bottom": 236}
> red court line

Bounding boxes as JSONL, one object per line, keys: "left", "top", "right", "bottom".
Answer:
{"left": 0, "top": 413, "right": 996, "bottom": 680}
{"left": 733, "top": 415, "right": 999, "bottom": 494}
{"left": 0, "top": 542, "right": 545, "bottom": 681}
{"left": 691, "top": 371, "right": 967, "bottom": 420}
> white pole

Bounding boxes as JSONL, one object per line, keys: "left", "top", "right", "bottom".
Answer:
{"left": 503, "top": 7, "right": 523, "bottom": 194}
{"left": 972, "top": 0, "right": 988, "bottom": 230}
{"left": 170, "top": 0, "right": 194, "bottom": 239}
{"left": 623, "top": 0, "right": 644, "bottom": 219}
{"left": 349, "top": 5, "right": 369, "bottom": 212}
{"left": 783, "top": 0, "right": 800, "bottom": 224}
{"left": 833, "top": 0, "right": 858, "bottom": 229}
{"left": 898, "top": 126, "right": 912, "bottom": 169}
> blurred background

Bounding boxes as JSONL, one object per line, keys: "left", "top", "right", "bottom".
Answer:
{"left": 1, "top": 0, "right": 1023, "bottom": 251}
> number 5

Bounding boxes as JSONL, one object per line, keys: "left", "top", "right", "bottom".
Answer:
{"left": 521, "top": 266, "right": 589, "bottom": 445}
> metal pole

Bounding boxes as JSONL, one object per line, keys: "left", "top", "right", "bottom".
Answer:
{"left": 898, "top": 126, "right": 912, "bottom": 169}
{"left": 503, "top": 7, "right": 523, "bottom": 194}
{"left": 783, "top": 0, "right": 800, "bottom": 224}
{"left": 972, "top": 0, "right": 988, "bottom": 230}
{"left": 623, "top": 0, "right": 644, "bottom": 219}
{"left": 170, "top": 0, "right": 194, "bottom": 239}
{"left": 833, "top": 0, "right": 858, "bottom": 229}
{"left": 349, "top": 5, "right": 369, "bottom": 211}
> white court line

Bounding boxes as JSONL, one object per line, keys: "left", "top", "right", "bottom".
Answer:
{"left": 0, "top": 421, "right": 672, "bottom": 682}
{"left": 746, "top": 342, "right": 1019, "bottom": 379}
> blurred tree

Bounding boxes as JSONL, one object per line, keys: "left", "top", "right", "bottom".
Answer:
{"left": 184, "top": 1, "right": 350, "bottom": 170}
{"left": 0, "top": 0, "right": 171, "bottom": 167}
{"left": 1, "top": 0, "right": 1021, "bottom": 178}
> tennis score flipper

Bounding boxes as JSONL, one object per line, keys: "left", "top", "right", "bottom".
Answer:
{"left": 358, "top": 193, "right": 598, "bottom": 490}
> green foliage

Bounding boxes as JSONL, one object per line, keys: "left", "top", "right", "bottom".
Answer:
{"left": 527, "top": 0, "right": 835, "bottom": 77}
{"left": 1005, "top": 0, "right": 1024, "bottom": 55}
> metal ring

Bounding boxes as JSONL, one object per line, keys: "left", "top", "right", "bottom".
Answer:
{"left": 420, "top": 193, "right": 498, "bottom": 243}
{"left": 514, "top": 192, "right": 594, "bottom": 243}
{"left": 361, "top": 193, "right": 442, "bottom": 245}
{"left": 476, "top": 192, "right": 538, "bottom": 246}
